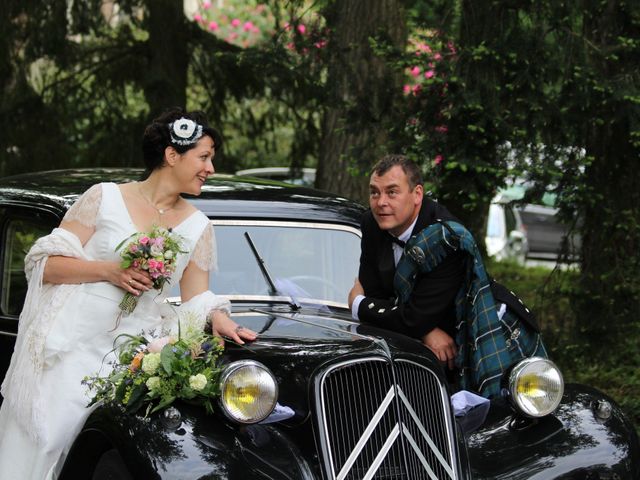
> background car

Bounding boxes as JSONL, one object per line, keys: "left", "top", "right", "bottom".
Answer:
{"left": 235, "top": 166, "right": 316, "bottom": 187}
{"left": 518, "top": 203, "right": 581, "bottom": 261}
{"left": 485, "top": 193, "right": 529, "bottom": 264}
{"left": 487, "top": 183, "right": 581, "bottom": 263}
{"left": 0, "top": 169, "right": 637, "bottom": 479}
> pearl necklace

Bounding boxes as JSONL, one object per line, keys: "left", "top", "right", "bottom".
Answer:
{"left": 138, "top": 184, "right": 179, "bottom": 216}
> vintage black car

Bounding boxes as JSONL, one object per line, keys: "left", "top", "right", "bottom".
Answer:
{"left": 0, "top": 169, "right": 638, "bottom": 479}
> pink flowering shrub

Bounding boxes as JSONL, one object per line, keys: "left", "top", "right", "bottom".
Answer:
{"left": 191, "top": 1, "right": 275, "bottom": 48}
{"left": 400, "top": 34, "right": 457, "bottom": 170}
{"left": 191, "top": 0, "right": 327, "bottom": 57}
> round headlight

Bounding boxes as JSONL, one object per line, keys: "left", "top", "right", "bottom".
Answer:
{"left": 219, "top": 360, "right": 278, "bottom": 424}
{"left": 508, "top": 357, "right": 564, "bottom": 417}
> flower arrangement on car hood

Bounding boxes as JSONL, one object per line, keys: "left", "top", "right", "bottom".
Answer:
{"left": 84, "top": 311, "right": 223, "bottom": 416}
{"left": 115, "top": 225, "right": 186, "bottom": 315}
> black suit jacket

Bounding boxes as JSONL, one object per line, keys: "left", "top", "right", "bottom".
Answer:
{"left": 357, "top": 197, "right": 465, "bottom": 339}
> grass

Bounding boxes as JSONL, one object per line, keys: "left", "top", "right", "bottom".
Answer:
{"left": 486, "top": 259, "right": 640, "bottom": 432}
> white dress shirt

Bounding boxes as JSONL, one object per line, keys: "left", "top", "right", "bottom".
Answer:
{"left": 351, "top": 217, "right": 419, "bottom": 320}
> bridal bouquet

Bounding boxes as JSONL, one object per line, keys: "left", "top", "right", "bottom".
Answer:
{"left": 84, "top": 313, "right": 224, "bottom": 415}
{"left": 116, "top": 226, "right": 185, "bottom": 315}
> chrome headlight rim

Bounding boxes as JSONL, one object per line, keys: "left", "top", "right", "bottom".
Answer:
{"left": 508, "top": 357, "right": 564, "bottom": 418}
{"left": 219, "top": 359, "right": 278, "bottom": 424}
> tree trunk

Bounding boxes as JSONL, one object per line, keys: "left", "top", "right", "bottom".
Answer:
{"left": 317, "top": 0, "right": 407, "bottom": 204}
{"left": 144, "top": 0, "right": 188, "bottom": 116}
{"left": 575, "top": 3, "right": 640, "bottom": 344}
{"left": 440, "top": 0, "right": 511, "bottom": 247}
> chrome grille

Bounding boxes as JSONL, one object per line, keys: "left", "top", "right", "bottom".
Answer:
{"left": 319, "top": 358, "right": 457, "bottom": 480}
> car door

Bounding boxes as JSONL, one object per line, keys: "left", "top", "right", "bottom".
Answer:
{"left": 519, "top": 204, "right": 567, "bottom": 256}
{"left": 0, "top": 205, "right": 57, "bottom": 387}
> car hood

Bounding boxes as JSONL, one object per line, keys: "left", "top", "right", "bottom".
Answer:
{"left": 222, "top": 303, "right": 443, "bottom": 424}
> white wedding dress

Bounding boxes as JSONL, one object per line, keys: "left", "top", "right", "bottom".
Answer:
{"left": 0, "top": 182, "right": 219, "bottom": 480}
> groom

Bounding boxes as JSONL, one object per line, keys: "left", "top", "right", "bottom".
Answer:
{"left": 348, "top": 155, "right": 466, "bottom": 370}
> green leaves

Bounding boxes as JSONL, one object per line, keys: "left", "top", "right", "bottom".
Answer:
{"left": 160, "top": 346, "right": 175, "bottom": 376}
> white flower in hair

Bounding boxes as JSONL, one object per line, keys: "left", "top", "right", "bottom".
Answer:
{"left": 169, "top": 117, "right": 204, "bottom": 146}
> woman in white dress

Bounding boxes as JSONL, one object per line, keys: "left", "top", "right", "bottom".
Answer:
{"left": 0, "top": 108, "right": 257, "bottom": 479}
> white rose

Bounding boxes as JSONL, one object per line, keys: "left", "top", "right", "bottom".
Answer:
{"left": 189, "top": 373, "right": 207, "bottom": 391}
{"left": 150, "top": 244, "right": 163, "bottom": 257}
{"left": 164, "top": 250, "right": 174, "bottom": 260}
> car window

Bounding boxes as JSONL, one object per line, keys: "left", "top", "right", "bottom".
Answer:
{"left": 505, "top": 206, "right": 516, "bottom": 232}
{"left": 486, "top": 204, "right": 506, "bottom": 238}
{"left": 171, "top": 221, "right": 361, "bottom": 306}
{"left": 1, "top": 219, "right": 50, "bottom": 316}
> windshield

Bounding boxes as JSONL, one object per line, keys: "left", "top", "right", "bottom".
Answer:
{"left": 174, "top": 220, "right": 361, "bottom": 306}
{"left": 486, "top": 204, "right": 506, "bottom": 239}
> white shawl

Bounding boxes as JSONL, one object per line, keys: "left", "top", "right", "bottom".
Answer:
{"left": 1, "top": 226, "right": 231, "bottom": 444}
{"left": 1, "top": 228, "right": 88, "bottom": 443}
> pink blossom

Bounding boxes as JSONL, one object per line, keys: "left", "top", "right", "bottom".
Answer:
{"left": 403, "top": 84, "right": 412, "bottom": 95}
{"left": 412, "top": 84, "right": 422, "bottom": 95}
{"left": 148, "top": 336, "right": 171, "bottom": 353}
{"left": 151, "top": 272, "right": 161, "bottom": 280}
{"left": 193, "top": 13, "right": 203, "bottom": 23}
{"left": 229, "top": 32, "right": 238, "bottom": 41}
{"left": 148, "top": 259, "right": 158, "bottom": 270}
{"left": 251, "top": 25, "right": 260, "bottom": 34}
{"left": 447, "top": 41, "right": 457, "bottom": 54}
{"left": 139, "top": 236, "right": 150, "bottom": 245}
{"left": 434, "top": 53, "right": 442, "bottom": 61}
{"left": 286, "top": 42, "right": 295, "bottom": 51}
{"left": 297, "top": 24, "right": 306, "bottom": 34}
{"left": 202, "top": 0, "right": 211, "bottom": 9}
{"left": 132, "top": 260, "right": 140, "bottom": 268}
{"left": 231, "top": 18, "right": 241, "bottom": 28}
{"left": 417, "top": 43, "right": 432, "bottom": 53}
{"left": 424, "top": 70, "right": 435, "bottom": 79}
{"left": 129, "top": 244, "right": 138, "bottom": 253}
{"left": 284, "top": 22, "right": 291, "bottom": 31}
{"left": 153, "top": 237, "right": 164, "bottom": 247}
{"left": 434, "top": 154, "right": 444, "bottom": 165}
{"left": 435, "top": 125, "right": 448, "bottom": 133}
{"left": 410, "top": 66, "right": 421, "bottom": 77}
{"left": 243, "top": 21, "right": 254, "bottom": 32}
{"left": 208, "top": 21, "right": 219, "bottom": 31}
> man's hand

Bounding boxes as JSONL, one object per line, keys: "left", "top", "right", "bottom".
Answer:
{"left": 348, "top": 278, "right": 364, "bottom": 308}
{"left": 422, "top": 328, "right": 457, "bottom": 370}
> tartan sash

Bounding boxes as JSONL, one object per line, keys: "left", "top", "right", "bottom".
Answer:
{"left": 394, "top": 220, "right": 548, "bottom": 399}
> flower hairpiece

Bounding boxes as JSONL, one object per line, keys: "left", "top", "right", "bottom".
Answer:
{"left": 169, "top": 117, "right": 204, "bottom": 146}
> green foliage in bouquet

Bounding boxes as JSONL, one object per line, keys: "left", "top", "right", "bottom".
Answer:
{"left": 84, "top": 314, "right": 224, "bottom": 416}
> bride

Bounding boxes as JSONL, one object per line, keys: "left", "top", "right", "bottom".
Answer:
{"left": 0, "top": 108, "right": 257, "bottom": 479}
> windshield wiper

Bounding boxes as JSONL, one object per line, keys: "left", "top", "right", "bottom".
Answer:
{"left": 243, "top": 231, "right": 300, "bottom": 310}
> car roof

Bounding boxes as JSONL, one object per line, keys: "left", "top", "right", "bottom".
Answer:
{"left": 0, "top": 168, "right": 366, "bottom": 226}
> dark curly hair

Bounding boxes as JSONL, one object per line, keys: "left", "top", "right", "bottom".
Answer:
{"left": 141, "top": 107, "right": 222, "bottom": 179}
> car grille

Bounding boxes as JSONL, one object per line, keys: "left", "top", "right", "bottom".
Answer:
{"left": 318, "top": 357, "right": 457, "bottom": 480}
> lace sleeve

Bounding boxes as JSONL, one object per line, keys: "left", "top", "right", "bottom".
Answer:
{"left": 62, "top": 183, "right": 102, "bottom": 228}
{"left": 190, "top": 223, "right": 218, "bottom": 272}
